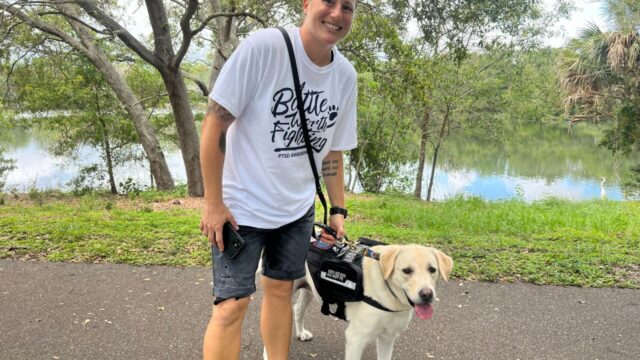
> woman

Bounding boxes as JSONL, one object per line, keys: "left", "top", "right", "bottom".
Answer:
{"left": 200, "top": 1, "right": 357, "bottom": 359}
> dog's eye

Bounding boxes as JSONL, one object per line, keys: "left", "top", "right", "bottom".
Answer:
{"left": 402, "top": 267, "right": 413, "bottom": 275}
{"left": 428, "top": 266, "right": 437, "bottom": 274}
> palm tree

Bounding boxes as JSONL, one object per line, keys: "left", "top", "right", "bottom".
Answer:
{"left": 558, "top": 24, "right": 640, "bottom": 125}
{"left": 558, "top": 14, "right": 640, "bottom": 157}
{"left": 558, "top": 1, "right": 640, "bottom": 193}
{"left": 603, "top": 0, "right": 640, "bottom": 34}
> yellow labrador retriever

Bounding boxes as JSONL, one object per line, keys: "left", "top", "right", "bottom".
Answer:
{"left": 290, "top": 244, "right": 453, "bottom": 360}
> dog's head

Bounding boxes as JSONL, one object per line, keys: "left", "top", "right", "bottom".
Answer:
{"left": 379, "top": 245, "right": 453, "bottom": 320}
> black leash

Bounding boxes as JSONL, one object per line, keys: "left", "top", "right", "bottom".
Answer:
{"left": 277, "top": 27, "right": 329, "bottom": 225}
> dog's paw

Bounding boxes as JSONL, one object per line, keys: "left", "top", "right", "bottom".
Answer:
{"left": 297, "top": 329, "right": 314, "bottom": 341}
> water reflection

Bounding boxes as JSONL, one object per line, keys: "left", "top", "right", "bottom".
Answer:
{"left": 4, "top": 140, "right": 188, "bottom": 191}
{"left": 418, "top": 123, "right": 636, "bottom": 201}
{"left": 4, "top": 141, "right": 75, "bottom": 189}
{"left": 428, "top": 170, "right": 624, "bottom": 201}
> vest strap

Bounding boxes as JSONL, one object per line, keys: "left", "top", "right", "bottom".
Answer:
{"left": 321, "top": 300, "right": 347, "bottom": 320}
{"left": 363, "top": 296, "right": 404, "bottom": 313}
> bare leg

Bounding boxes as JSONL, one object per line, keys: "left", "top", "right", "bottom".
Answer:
{"left": 260, "top": 276, "right": 294, "bottom": 360}
{"left": 203, "top": 297, "right": 250, "bottom": 360}
{"left": 293, "top": 288, "right": 314, "bottom": 341}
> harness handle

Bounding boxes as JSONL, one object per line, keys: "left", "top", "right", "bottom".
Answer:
{"left": 314, "top": 222, "right": 351, "bottom": 244}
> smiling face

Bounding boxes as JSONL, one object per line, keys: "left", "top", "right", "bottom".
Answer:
{"left": 301, "top": 0, "right": 355, "bottom": 49}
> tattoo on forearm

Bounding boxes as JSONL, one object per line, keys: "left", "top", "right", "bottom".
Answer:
{"left": 218, "top": 130, "right": 226, "bottom": 154}
{"left": 322, "top": 159, "right": 339, "bottom": 177}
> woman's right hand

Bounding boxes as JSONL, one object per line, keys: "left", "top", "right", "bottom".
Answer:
{"left": 200, "top": 202, "right": 238, "bottom": 251}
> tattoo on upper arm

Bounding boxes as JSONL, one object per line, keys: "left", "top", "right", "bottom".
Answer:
{"left": 206, "top": 100, "right": 236, "bottom": 124}
{"left": 206, "top": 101, "right": 234, "bottom": 154}
{"left": 322, "top": 159, "right": 339, "bottom": 177}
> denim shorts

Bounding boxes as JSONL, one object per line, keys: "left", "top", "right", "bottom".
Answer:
{"left": 211, "top": 206, "right": 315, "bottom": 302}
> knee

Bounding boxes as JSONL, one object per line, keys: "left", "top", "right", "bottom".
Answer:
{"left": 262, "top": 277, "right": 293, "bottom": 301}
{"left": 211, "top": 297, "right": 250, "bottom": 327}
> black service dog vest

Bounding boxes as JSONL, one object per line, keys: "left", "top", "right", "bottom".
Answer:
{"left": 306, "top": 237, "right": 386, "bottom": 320}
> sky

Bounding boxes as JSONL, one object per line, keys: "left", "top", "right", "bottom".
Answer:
{"left": 546, "top": 0, "right": 609, "bottom": 47}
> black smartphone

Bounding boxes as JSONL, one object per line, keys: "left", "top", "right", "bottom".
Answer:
{"left": 222, "top": 222, "right": 245, "bottom": 259}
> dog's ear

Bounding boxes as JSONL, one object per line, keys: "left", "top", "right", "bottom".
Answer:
{"left": 380, "top": 245, "right": 401, "bottom": 280}
{"left": 435, "top": 250, "right": 453, "bottom": 281}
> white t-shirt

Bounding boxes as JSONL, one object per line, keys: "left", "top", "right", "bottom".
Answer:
{"left": 210, "top": 27, "right": 358, "bottom": 229}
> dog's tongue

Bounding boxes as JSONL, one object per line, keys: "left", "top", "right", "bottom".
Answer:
{"left": 414, "top": 304, "right": 433, "bottom": 320}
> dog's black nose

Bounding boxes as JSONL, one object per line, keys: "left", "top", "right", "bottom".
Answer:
{"left": 419, "top": 288, "right": 433, "bottom": 303}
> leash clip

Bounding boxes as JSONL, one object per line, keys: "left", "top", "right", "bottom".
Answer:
{"left": 313, "top": 222, "right": 357, "bottom": 255}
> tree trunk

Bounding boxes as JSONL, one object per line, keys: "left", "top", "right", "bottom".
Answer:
{"left": 350, "top": 152, "right": 363, "bottom": 193}
{"left": 343, "top": 150, "right": 355, "bottom": 194}
{"left": 86, "top": 51, "right": 175, "bottom": 191}
{"left": 145, "top": 0, "right": 203, "bottom": 196}
{"left": 96, "top": 104, "right": 117, "bottom": 194}
{"left": 376, "top": 113, "right": 399, "bottom": 193}
{"left": 64, "top": 8, "right": 175, "bottom": 191}
{"left": 102, "top": 133, "right": 118, "bottom": 195}
{"left": 426, "top": 105, "right": 450, "bottom": 202}
{"left": 208, "top": 3, "right": 239, "bottom": 90}
{"left": 160, "top": 66, "right": 203, "bottom": 196}
{"left": 414, "top": 108, "right": 431, "bottom": 199}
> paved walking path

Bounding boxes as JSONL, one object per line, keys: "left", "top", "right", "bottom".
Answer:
{"left": 1, "top": 259, "right": 638, "bottom": 360}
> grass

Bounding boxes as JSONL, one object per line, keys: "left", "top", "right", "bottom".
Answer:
{"left": 1, "top": 190, "right": 639, "bottom": 288}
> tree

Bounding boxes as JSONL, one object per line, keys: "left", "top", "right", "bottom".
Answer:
{"left": 349, "top": 71, "right": 418, "bottom": 193}
{"left": 495, "top": 48, "right": 565, "bottom": 125}
{"left": 559, "top": 23, "right": 640, "bottom": 155}
{"left": 558, "top": 0, "right": 640, "bottom": 150}
{"left": 342, "top": 6, "right": 423, "bottom": 193}
{"left": 67, "top": 0, "right": 307, "bottom": 196}
{"left": 558, "top": 0, "right": 640, "bottom": 194}
{"left": 389, "top": 0, "right": 570, "bottom": 200}
{"left": 11, "top": 53, "right": 147, "bottom": 194}
{"left": 68, "top": 0, "right": 206, "bottom": 195}
{"left": 603, "top": 0, "right": 640, "bottom": 33}
{"left": 0, "top": 1, "right": 176, "bottom": 191}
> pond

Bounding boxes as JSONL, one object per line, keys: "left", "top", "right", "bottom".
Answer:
{"left": 421, "top": 123, "right": 638, "bottom": 201}
{"left": 2, "top": 123, "right": 638, "bottom": 201}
